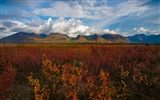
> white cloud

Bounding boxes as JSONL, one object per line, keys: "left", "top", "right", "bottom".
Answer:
{"left": 1, "top": 18, "right": 159, "bottom": 39}
{"left": 41, "top": 17, "right": 96, "bottom": 37}
{"left": 129, "top": 27, "right": 160, "bottom": 36}
{"left": 134, "top": 27, "right": 150, "bottom": 33}
{"left": 114, "top": 0, "right": 149, "bottom": 17}
{"left": 32, "top": 0, "right": 151, "bottom": 30}
{"left": 88, "top": 0, "right": 150, "bottom": 29}
{"left": 103, "top": 29, "right": 117, "bottom": 34}
{"left": 24, "top": 18, "right": 45, "bottom": 27}
{"left": 33, "top": 1, "right": 89, "bottom": 18}
{"left": 0, "top": 21, "right": 27, "bottom": 38}
{"left": 0, "top": 20, "right": 43, "bottom": 38}
{"left": 0, "top": 18, "right": 119, "bottom": 38}
{"left": 33, "top": 0, "right": 150, "bottom": 20}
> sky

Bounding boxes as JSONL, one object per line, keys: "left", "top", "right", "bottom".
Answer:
{"left": 0, "top": 0, "right": 160, "bottom": 38}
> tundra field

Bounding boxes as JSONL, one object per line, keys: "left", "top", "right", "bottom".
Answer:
{"left": 0, "top": 44, "right": 160, "bottom": 100}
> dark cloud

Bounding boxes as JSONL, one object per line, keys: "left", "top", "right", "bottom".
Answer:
{"left": 11, "top": 27, "right": 25, "bottom": 32}
{"left": 2, "top": 21, "right": 17, "bottom": 27}
{"left": 0, "top": 27, "right": 6, "bottom": 31}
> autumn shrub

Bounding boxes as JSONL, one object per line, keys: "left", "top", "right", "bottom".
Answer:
{"left": 0, "top": 65, "right": 17, "bottom": 99}
{"left": 28, "top": 54, "right": 116, "bottom": 100}
{"left": 0, "top": 44, "right": 160, "bottom": 99}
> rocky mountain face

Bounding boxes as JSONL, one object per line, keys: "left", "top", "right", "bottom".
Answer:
{"left": 0, "top": 32, "right": 159, "bottom": 43}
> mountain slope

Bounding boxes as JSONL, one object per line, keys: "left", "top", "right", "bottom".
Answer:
{"left": 73, "top": 35, "right": 88, "bottom": 42}
{"left": 0, "top": 32, "right": 43, "bottom": 43}
{"left": 101, "top": 34, "right": 130, "bottom": 43}
{"left": 0, "top": 32, "right": 159, "bottom": 43}
{"left": 85, "top": 34, "right": 107, "bottom": 43}
{"left": 39, "top": 33, "right": 70, "bottom": 43}
{"left": 127, "top": 34, "right": 160, "bottom": 43}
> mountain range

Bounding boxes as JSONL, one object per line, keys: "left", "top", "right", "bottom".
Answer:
{"left": 0, "top": 32, "right": 159, "bottom": 44}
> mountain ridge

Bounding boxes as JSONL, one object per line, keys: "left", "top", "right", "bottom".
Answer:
{"left": 127, "top": 34, "right": 160, "bottom": 43}
{"left": 0, "top": 32, "right": 159, "bottom": 44}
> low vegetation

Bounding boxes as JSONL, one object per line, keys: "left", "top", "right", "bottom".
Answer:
{"left": 0, "top": 44, "right": 160, "bottom": 99}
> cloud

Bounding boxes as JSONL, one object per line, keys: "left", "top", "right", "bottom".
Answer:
{"left": 33, "top": 1, "right": 88, "bottom": 18}
{"left": 31, "top": 0, "right": 151, "bottom": 30}
{"left": 0, "top": 18, "right": 119, "bottom": 38}
{"left": 1, "top": 0, "right": 155, "bottom": 33}
{"left": 1, "top": 18, "right": 159, "bottom": 39}
{"left": 0, "top": 8, "right": 31, "bottom": 20}
{"left": 129, "top": 27, "right": 160, "bottom": 36}
{"left": 39, "top": 18, "right": 54, "bottom": 34}
{"left": 0, "top": 27, "right": 6, "bottom": 31}
{"left": 40, "top": 17, "right": 97, "bottom": 37}
{"left": 0, "top": 19, "right": 44, "bottom": 38}
{"left": 24, "top": 18, "right": 45, "bottom": 27}
{"left": 114, "top": 0, "right": 149, "bottom": 16}
{"left": 103, "top": 29, "right": 117, "bottom": 34}
{"left": 134, "top": 27, "right": 150, "bottom": 33}
{"left": 32, "top": 0, "right": 150, "bottom": 20}
{"left": 0, "top": 20, "right": 27, "bottom": 38}
{"left": 88, "top": 0, "right": 150, "bottom": 29}
{"left": 2, "top": 21, "right": 17, "bottom": 28}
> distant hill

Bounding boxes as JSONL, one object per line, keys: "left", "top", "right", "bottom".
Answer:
{"left": 42, "top": 33, "right": 70, "bottom": 43}
{"left": 0, "top": 32, "right": 41, "bottom": 43}
{"left": 0, "top": 32, "right": 159, "bottom": 44}
{"left": 73, "top": 35, "right": 88, "bottom": 42}
{"left": 84, "top": 34, "right": 107, "bottom": 43}
{"left": 127, "top": 34, "right": 160, "bottom": 43}
{"left": 101, "top": 34, "right": 130, "bottom": 43}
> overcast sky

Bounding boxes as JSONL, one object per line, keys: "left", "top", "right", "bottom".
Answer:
{"left": 0, "top": 0, "right": 160, "bottom": 38}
